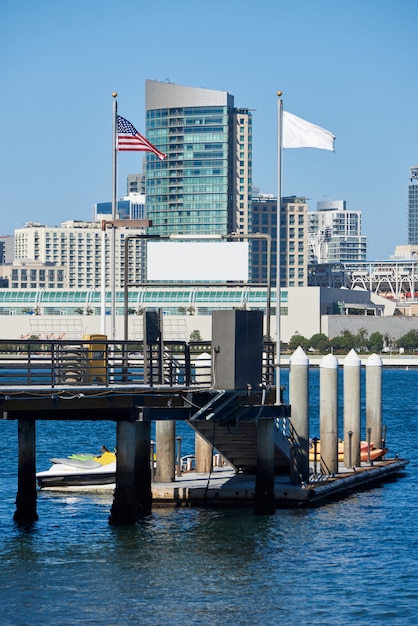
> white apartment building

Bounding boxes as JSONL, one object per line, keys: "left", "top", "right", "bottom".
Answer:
{"left": 308, "top": 200, "right": 367, "bottom": 263}
{"left": 14, "top": 220, "right": 148, "bottom": 289}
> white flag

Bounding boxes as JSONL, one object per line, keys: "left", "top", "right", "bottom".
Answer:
{"left": 283, "top": 111, "right": 335, "bottom": 151}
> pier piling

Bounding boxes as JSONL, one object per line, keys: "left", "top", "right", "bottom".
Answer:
{"left": 289, "top": 347, "right": 309, "bottom": 483}
{"left": 109, "top": 415, "right": 152, "bottom": 525}
{"left": 195, "top": 432, "right": 213, "bottom": 473}
{"left": 14, "top": 418, "right": 38, "bottom": 524}
{"left": 344, "top": 349, "right": 361, "bottom": 467}
{"left": 366, "top": 354, "right": 383, "bottom": 451}
{"left": 155, "top": 421, "right": 176, "bottom": 483}
{"left": 320, "top": 354, "right": 339, "bottom": 475}
{"left": 254, "top": 418, "right": 276, "bottom": 515}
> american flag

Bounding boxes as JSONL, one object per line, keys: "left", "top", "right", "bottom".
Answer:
{"left": 117, "top": 116, "right": 167, "bottom": 160}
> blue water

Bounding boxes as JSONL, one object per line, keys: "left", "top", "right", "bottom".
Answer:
{"left": 0, "top": 369, "right": 417, "bottom": 625}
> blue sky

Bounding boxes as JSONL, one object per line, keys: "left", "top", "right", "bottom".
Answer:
{"left": 1, "top": 0, "right": 416, "bottom": 260}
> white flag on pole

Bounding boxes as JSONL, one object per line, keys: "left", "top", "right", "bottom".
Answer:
{"left": 283, "top": 111, "right": 335, "bottom": 151}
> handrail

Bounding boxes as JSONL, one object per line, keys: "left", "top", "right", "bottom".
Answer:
{"left": 0, "top": 339, "right": 277, "bottom": 389}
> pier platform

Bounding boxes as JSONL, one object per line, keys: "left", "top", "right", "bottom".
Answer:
{"left": 40, "top": 458, "right": 409, "bottom": 508}
{"left": 153, "top": 458, "right": 409, "bottom": 507}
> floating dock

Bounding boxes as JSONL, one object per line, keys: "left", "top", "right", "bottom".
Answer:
{"left": 41, "top": 458, "right": 408, "bottom": 508}
{"left": 150, "top": 458, "right": 409, "bottom": 507}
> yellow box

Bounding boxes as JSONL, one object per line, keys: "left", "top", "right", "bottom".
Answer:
{"left": 83, "top": 334, "right": 107, "bottom": 383}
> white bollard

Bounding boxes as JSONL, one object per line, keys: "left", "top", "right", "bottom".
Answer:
{"left": 366, "top": 353, "right": 383, "bottom": 452}
{"left": 320, "top": 353, "right": 339, "bottom": 475}
{"left": 289, "top": 347, "right": 310, "bottom": 482}
{"left": 343, "top": 349, "right": 361, "bottom": 467}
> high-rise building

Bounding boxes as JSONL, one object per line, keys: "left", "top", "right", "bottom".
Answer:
{"left": 94, "top": 193, "right": 146, "bottom": 221}
{"left": 145, "top": 79, "right": 252, "bottom": 237}
{"left": 127, "top": 173, "right": 145, "bottom": 195}
{"left": 308, "top": 200, "right": 367, "bottom": 263}
{"left": 251, "top": 194, "right": 308, "bottom": 288}
{"left": 0, "top": 235, "right": 14, "bottom": 264}
{"left": 408, "top": 166, "right": 418, "bottom": 245}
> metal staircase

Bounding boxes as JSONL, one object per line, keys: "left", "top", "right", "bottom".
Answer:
{"left": 187, "top": 389, "right": 293, "bottom": 474}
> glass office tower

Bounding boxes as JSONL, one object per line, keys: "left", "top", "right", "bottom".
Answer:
{"left": 145, "top": 80, "right": 252, "bottom": 237}
{"left": 408, "top": 166, "right": 418, "bottom": 245}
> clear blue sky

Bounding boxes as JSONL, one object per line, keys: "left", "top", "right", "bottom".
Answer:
{"left": 1, "top": 0, "right": 416, "bottom": 260}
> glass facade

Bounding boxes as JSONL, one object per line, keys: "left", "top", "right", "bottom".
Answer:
{"left": 145, "top": 81, "right": 251, "bottom": 238}
{"left": 408, "top": 167, "right": 418, "bottom": 245}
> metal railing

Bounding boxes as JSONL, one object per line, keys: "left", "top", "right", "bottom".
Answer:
{"left": 0, "top": 339, "right": 277, "bottom": 388}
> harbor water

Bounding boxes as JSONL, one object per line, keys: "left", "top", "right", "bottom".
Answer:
{"left": 0, "top": 368, "right": 417, "bottom": 625}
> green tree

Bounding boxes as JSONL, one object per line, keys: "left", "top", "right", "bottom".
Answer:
{"left": 331, "top": 330, "right": 356, "bottom": 353}
{"left": 288, "top": 332, "right": 310, "bottom": 352}
{"left": 397, "top": 329, "right": 418, "bottom": 351}
{"left": 189, "top": 329, "right": 202, "bottom": 342}
{"left": 368, "top": 331, "right": 384, "bottom": 353}
{"left": 354, "top": 328, "right": 368, "bottom": 352}
{"left": 309, "top": 333, "right": 331, "bottom": 353}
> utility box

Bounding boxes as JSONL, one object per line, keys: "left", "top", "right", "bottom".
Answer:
{"left": 144, "top": 310, "right": 161, "bottom": 344}
{"left": 83, "top": 334, "right": 107, "bottom": 383}
{"left": 212, "top": 310, "right": 263, "bottom": 390}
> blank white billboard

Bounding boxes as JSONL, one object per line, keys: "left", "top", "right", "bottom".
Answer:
{"left": 147, "top": 241, "right": 249, "bottom": 281}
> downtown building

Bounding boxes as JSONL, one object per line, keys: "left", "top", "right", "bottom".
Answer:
{"left": 308, "top": 200, "right": 367, "bottom": 264}
{"left": 13, "top": 220, "right": 148, "bottom": 290}
{"left": 145, "top": 79, "right": 252, "bottom": 238}
{"left": 408, "top": 166, "right": 418, "bottom": 245}
{"left": 251, "top": 194, "right": 309, "bottom": 288}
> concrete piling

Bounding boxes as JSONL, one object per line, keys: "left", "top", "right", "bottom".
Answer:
{"left": 109, "top": 415, "right": 152, "bottom": 525}
{"left": 195, "top": 432, "right": 213, "bottom": 473}
{"left": 289, "top": 346, "right": 309, "bottom": 483}
{"left": 155, "top": 421, "right": 176, "bottom": 483}
{"left": 343, "top": 349, "right": 361, "bottom": 467}
{"left": 134, "top": 419, "right": 152, "bottom": 516}
{"left": 366, "top": 353, "right": 383, "bottom": 451}
{"left": 320, "top": 353, "right": 339, "bottom": 475}
{"left": 14, "top": 418, "right": 38, "bottom": 524}
{"left": 109, "top": 420, "right": 137, "bottom": 525}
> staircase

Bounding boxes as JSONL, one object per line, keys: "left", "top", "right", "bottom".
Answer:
{"left": 187, "top": 390, "right": 292, "bottom": 474}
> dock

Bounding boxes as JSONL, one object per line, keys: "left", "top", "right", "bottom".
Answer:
{"left": 152, "top": 459, "right": 409, "bottom": 507}
{"left": 0, "top": 310, "right": 410, "bottom": 525}
{"left": 40, "top": 458, "right": 409, "bottom": 508}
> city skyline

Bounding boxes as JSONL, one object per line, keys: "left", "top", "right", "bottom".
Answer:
{"left": 1, "top": 0, "right": 417, "bottom": 261}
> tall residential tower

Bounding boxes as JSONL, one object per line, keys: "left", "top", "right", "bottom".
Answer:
{"left": 145, "top": 80, "right": 252, "bottom": 237}
{"left": 408, "top": 166, "right": 418, "bottom": 245}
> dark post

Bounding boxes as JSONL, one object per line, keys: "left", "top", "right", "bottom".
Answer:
{"left": 110, "top": 420, "right": 137, "bottom": 525}
{"left": 254, "top": 418, "right": 276, "bottom": 515}
{"left": 14, "top": 418, "right": 38, "bottom": 524}
{"left": 134, "top": 418, "right": 152, "bottom": 516}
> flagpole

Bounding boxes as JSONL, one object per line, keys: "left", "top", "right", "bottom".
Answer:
{"left": 110, "top": 92, "right": 118, "bottom": 339}
{"left": 276, "top": 91, "right": 283, "bottom": 405}
{"left": 100, "top": 220, "right": 106, "bottom": 334}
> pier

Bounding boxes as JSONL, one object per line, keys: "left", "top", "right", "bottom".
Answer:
{"left": 0, "top": 310, "right": 408, "bottom": 525}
